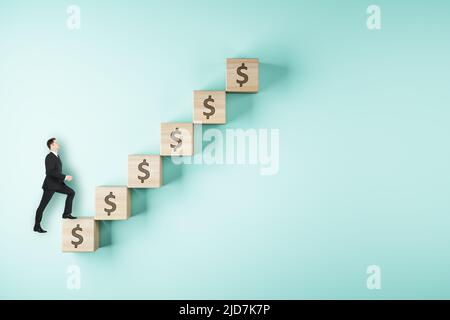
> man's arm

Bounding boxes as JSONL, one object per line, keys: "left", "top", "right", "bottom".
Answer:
{"left": 45, "top": 155, "right": 66, "bottom": 181}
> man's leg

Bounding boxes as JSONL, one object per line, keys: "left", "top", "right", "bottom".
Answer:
{"left": 57, "top": 185, "right": 76, "bottom": 218}
{"left": 35, "top": 190, "right": 55, "bottom": 226}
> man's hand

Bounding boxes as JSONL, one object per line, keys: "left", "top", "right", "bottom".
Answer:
{"left": 65, "top": 175, "right": 73, "bottom": 182}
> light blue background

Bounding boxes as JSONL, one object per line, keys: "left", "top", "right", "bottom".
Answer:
{"left": 1, "top": 0, "right": 450, "bottom": 299}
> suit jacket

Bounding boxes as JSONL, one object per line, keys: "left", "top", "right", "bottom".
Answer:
{"left": 42, "top": 152, "right": 66, "bottom": 190}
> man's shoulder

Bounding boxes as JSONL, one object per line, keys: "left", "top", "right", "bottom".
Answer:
{"left": 45, "top": 152, "right": 55, "bottom": 160}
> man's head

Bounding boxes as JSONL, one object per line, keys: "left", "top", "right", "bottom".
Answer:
{"left": 47, "top": 138, "right": 60, "bottom": 151}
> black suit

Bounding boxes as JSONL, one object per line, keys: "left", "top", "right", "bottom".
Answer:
{"left": 35, "top": 152, "right": 75, "bottom": 225}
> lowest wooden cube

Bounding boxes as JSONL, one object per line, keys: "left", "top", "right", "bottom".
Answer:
{"left": 193, "top": 90, "right": 226, "bottom": 124}
{"left": 226, "top": 58, "right": 259, "bottom": 93}
{"left": 62, "top": 217, "right": 99, "bottom": 253}
{"left": 160, "top": 123, "right": 194, "bottom": 156}
{"left": 128, "top": 155, "right": 162, "bottom": 188}
{"left": 95, "top": 186, "right": 131, "bottom": 220}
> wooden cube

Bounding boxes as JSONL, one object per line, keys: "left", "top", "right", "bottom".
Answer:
{"left": 95, "top": 186, "right": 131, "bottom": 220}
{"left": 226, "top": 58, "right": 259, "bottom": 93}
{"left": 128, "top": 155, "right": 162, "bottom": 188}
{"left": 160, "top": 123, "right": 194, "bottom": 156}
{"left": 193, "top": 90, "right": 226, "bottom": 124}
{"left": 62, "top": 217, "right": 99, "bottom": 253}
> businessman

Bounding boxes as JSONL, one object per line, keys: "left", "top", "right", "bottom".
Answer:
{"left": 34, "top": 138, "right": 76, "bottom": 233}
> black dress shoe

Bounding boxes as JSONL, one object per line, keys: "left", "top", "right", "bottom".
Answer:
{"left": 62, "top": 214, "right": 76, "bottom": 219}
{"left": 33, "top": 225, "right": 47, "bottom": 233}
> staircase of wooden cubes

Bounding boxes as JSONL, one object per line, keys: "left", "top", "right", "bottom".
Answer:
{"left": 62, "top": 58, "right": 259, "bottom": 252}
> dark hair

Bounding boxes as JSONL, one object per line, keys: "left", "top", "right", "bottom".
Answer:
{"left": 47, "top": 138, "right": 56, "bottom": 149}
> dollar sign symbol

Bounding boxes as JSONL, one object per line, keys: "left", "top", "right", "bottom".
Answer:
{"left": 104, "top": 192, "right": 116, "bottom": 216}
{"left": 71, "top": 224, "right": 83, "bottom": 249}
{"left": 202, "top": 95, "right": 215, "bottom": 120}
{"left": 138, "top": 159, "right": 150, "bottom": 183}
{"left": 236, "top": 63, "right": 248, "bottom": 87}
{"left": 170, "top": 128, "right": 182, "bottom": 152}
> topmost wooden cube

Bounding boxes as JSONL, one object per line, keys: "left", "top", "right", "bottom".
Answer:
{"left": 226, "top": 58, "right": 259, "bottom": 93}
